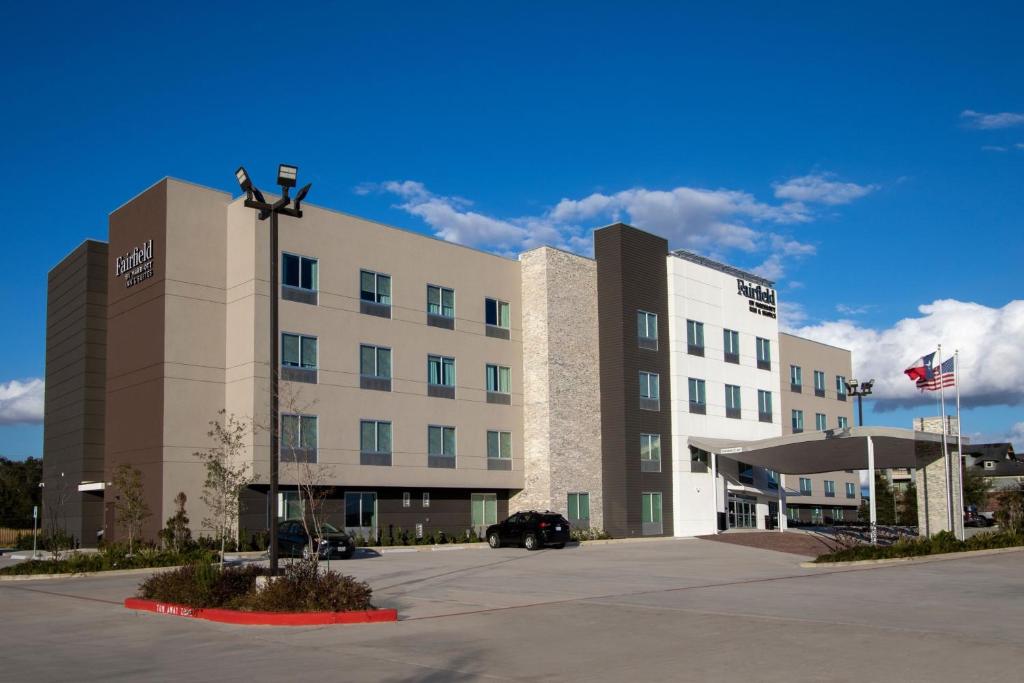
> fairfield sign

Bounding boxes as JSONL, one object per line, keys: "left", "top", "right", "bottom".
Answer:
{"left": 736, "top": 279, "right": 777, "bottom": 319}
{"left": 115, "top": 240, "right": 154, "bottom": 288}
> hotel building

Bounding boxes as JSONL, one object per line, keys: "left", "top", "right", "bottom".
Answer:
{"left": 42, "top": 178, "right": 859, "bottom": 545}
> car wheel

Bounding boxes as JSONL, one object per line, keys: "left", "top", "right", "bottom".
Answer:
{"left": 552, "top": 543, "right": 565, "bottom": 549}
{"left": 524, "top": 533, "right": 539, "bottom": 551}
{"left": 488, "top": 533, "right": 501, "bottom": 549}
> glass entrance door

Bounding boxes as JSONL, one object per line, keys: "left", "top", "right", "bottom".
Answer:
{"left": 728, "top": 497, "right": 757, "bottom": 529}
{"left": 345, "top": 492, "right": 377, "bottom": 541}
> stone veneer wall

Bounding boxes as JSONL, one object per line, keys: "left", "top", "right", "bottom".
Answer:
{"left": 517, "top": 247, "right": 603, "bottom": 530}
{"left": 913, "top": 415, "right": 964, "bottom": 537}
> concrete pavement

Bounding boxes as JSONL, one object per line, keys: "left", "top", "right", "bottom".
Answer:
{"left": 1, "top": 538, "right": 1020, "bottom": 681}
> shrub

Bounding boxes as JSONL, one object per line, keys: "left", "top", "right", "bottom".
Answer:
{"left": 0, "top": 546, "right": 217, "bottom": 576}
{"left": 571, "top": 528, "right": 612, "bottom": 542}
{"left": 139, "top": 562, "right": 262, "bottom": 608}
{"left": 233, "top": 560, "right": 373, "bottom": 612}
{"left": 815, "top": 529, "right": 1024, "bottom": 563}
{"left": 14, "top": 529, "right": 77, "bottom": 552}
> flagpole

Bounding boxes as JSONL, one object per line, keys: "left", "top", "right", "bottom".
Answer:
{"left": 955, "top": 349, "right": 964, "bottom": 540}
{"left": 937, "top": 344, "right": 952, "bottom": 532}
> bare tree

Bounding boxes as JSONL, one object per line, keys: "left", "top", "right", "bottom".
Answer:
{"left": 43, "top": 472, "right": 74, "bottom": 559}
{"left": 195, "top": 411, "right": 254, "bottom": 568}
{"left": 111, "top": 463, "right": 151, "bottom": 555}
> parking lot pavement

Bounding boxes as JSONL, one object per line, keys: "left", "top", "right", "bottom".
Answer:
{"left": 2, "top": 538, "right": 1022, "bottom": 682}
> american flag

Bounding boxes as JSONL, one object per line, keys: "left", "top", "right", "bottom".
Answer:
{"left": 916, "top": 356, "right": 955, "bottom": 391}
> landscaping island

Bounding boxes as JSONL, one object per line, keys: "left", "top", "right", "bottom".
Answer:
{"left": 814, "top": 529, "right": 1024, "bottom": 563}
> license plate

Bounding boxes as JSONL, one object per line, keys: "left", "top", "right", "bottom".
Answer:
{"left": 555, "top": 526, "right": 561, "bottom": 531}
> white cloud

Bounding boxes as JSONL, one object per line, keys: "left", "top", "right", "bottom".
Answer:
{"left": 1009, "top": 422, "right": 1024, "bottom": 451}
{"left": 792, "top": 299, "right": 1024, "bottom": 411}
{"left": 778, "top": 301, "right": 809, "bottom": 331}
{"left": 961, "top": 109, "right": 1024, "bottom": 130}
{"left": 772, "top": 173, "right": 878, "bottom": 206}
{"left": 835, "top": 303, "right": 873, "bottom": 316}
{"left": 0, "top": 379, "right": 44, "bottom": 425}
{"left": 364, "top": 172, "right": 869, "bottom": 278}
{"left": 982, "top": 145, "right": 1009, "bottom": 152}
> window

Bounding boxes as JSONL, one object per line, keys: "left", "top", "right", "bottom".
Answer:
{"left": 359, "top": 420, "right": 392, "bottom": 466}
{"left": 428, "top": 355, "right": 456, "bottom": 386}
{"left": 282, "top": 333, "right": 317, "bottom": 369}
{"left": 640, "top": 433, "right": 661, "bottom": 472}
{"left": 787, "top": 506, "right": 801, "bottom": 522}
{"left": 428, "top": 425, "right": 456, "bottom": 468}
{"left": 280, "top": 414, "right": 317, "bottom": 462}
{"left": 812, "top": 507, "right": 823, "bottom": 524}
{"left": 815, "top": 413, "right": 827, "bottom": 431}
{"left": 688, "top": 378, "right": 706, "bottom": 414}
{"left": 738, "top": 461, "right": 754, "bottom": 485}
{"left": 792, "top": 409, "right": 804, "bottom": 433}
{"left": 846, "top": 482, "right": 856, "bottom": 499}
{"left": 837, "top": 416, "right": 849, "bottom": 429}
{"left": 814, "top": 370, "right": 826, "bottom": 397}
{"left": 360, "top": 270, "right": 391, "bottom": 304}
{"left": 637, "top": 310, "right": 658, "bottom": 349}
{"left": 756, "top": 337, "right": 771, "bottom": 370}
{"left": 427, "top": 285, "right": 455, "bottom": 318}
{"left": 799, "top": 477, "right": 812, "bottom": 495}
{"left": 725, "top": 384, "right": 742, "bottom": 419}
{"left": 723, "top": 329, "right": 740, "bottom": 363}
{"left": 824, "top": 480, "right": 836, "bottom": 498}
{"left": 766, "top": 469, "right": 779, "bottom": 489}
{"left": 836, "top": 375, "right": 847, "bottom": 400}
{"left": 345, "top": 492, "right": 377, "bottom": 530}
{"left": 757, "top": 390, "right": 773, "bottom": 422}
{"left": 686, "top": 320, "right": 705, "bottom": 355}
{"left": 282, "top": 253, "right": 318, "bottom": 291}
{"left": 402, "top": 492, "right": 411, "bottom": 508}
{"left": 485, "top": 298, "right": 510, "bottom": 328}
{"left": 471, "top": 493, "right": 497, "bottom": 528}
{"left": 832, "top": 507, "right": 844, "bottom": 523}
{"left": 487, "top": 430, "right": 512, "bottom": 470}
{"left": 423, "top": 492, "right": 430, "bottom": 508}
{"left": 641, "top": 492, "right": 663, "bottom": 535}
{"left": 485, "top": 364, "right": 511, "bottom": 393}
{"left": 790, "top": 365, "right": 802, "bottom": 389}
{"left": 280, "top": 491, "right": 304, "bottom": 520}
{"left": 567, "top": 492, "right": 590, "bottom": 523}
{"left": 985, "top": 460, "right": 996, "bottom": 470}
{"left": 639, "top": 371, "right": 660, "bottom": 410}
{"left": 359, "top": 344, "right": 392, "bottom": 391}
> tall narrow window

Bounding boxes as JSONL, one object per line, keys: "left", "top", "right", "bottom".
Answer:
{"left": 485, "top": 298, "right": 510, "bottom": 339}
{"left": 814, "top": 370, "right": 826, "bottom": 397}
{"left": 824, "top": 480, "right": 836, "bottom": 498}
{"left": 471, "top": 493, "right": 497, "bottom": 529}
{"left": 360, "top": 270, "right": 392, "bottom": 318}
{"left": 688, "top": 378, "right": 706, "bottom": 414}
{"left": 756, "top": 337, "right": 771, "bottom": 370}
{"left": 639, "top": 371, "right": 660, "bottom": 411}
{"left": 486, "top": 430, "right": 512, "bottom": 470}
{"left": 637, "top": 310, "right": 658, "bottom": 349}
{"left": 738, "top": 461, "right": 754, "bottom": 485}
{"left": 427, "top": 355, "right": 456, "bottom": 399}
{"left": 758, "top": 390, "right": 773, "bottom": 423}
{"left": 641, "top": 492, "right": 663, "bottom": 535}
{"left": 792, "top": 409, "right": 804, "bottom": 433}
{"left": 567, "top": 492, "right": 590, "bottom": 525}
{"left": 723, "top": 329, "right": 740, "bottom": 363}
{"left": 725, "top": 384, "right": 742, "bottom": 419}
{"left": 790, "top": 365, "right": 802, "bottom": 391}
{"left": 836, "top": 375, "right": 847, "bottom": 401}
{"left": 686, "top": 320, "right": 705, "bottom": 356}
{"left": 427, "top": 425, "right": 456, "bottom": 468}
{"left": 640, "top": 433, "right": 661, "bottom": 472}
{"left": 845, "top": 482, "right": 856, "bottom": 499}
{"left": 799, "top": 477, "right": 812, "bottom": 495}
{"left": 359, "top": 420, "right": 392, "bottom": 466}
{"left": 427, "top": 285, "right": 455, "bottom": 329}
{"left": 359, "top": 344, "right": 392, "bottom": 391}
{"left": 815, "top": 413, "right": 827, "bottom": 431}
{"left": 280, "top": 414, "right": 317, "bottom": 463}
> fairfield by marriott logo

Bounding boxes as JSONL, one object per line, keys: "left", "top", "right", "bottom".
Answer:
{"left": 736, "top": 278, "right": 777, "bottom": 318}
{"left": 115, "top": 239, "right": 154, "bottom": 288}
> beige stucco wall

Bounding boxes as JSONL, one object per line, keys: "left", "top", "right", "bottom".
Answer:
{"left": 518, "top": 247, "right": 603, "bottom": 529}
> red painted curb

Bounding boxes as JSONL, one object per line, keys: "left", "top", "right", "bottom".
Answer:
{"left": 124, "top": 598, "right": 398, "bottom": 626}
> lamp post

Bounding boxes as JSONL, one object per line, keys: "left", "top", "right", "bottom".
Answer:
{"left": 844, "top": 378, "right": 874, "bottom": 427}
{"left": 235, "top": 164, "right": 311, "bottom": 576}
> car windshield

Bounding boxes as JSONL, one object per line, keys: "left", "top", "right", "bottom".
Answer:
{"left": 320, "top": 523, "right": 340, "bottom": 533}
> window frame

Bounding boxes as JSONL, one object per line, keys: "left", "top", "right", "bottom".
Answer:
{"left": 567, "top": 492, "right": 591, "bottom": 522}
{"left": 427, "top": 355, "right": 456, "bottom": 387}
{"left": 280, "top": 413, "right": 318, "bottom": 461}
{"left": 799, "top": 477, "right": 812, "bottom": 495}
{"left": 427, "top": 425, "right": 457, "bottom": 457}
{"left": 359, "top": 420, "right": 393, "bottom": 454}
{"left": 486, "top": 430, "right": 512, "bottom": 460}
{"left": 639, "top": 371, "right": 660, "bottom": 400}
{"left": 485, "top": 297, "right": 510, "bottom": 329}
{"left": 359, "top": 344, "right": 392, "bottom": 379}
{"left": 427, "top": 284, "right": 455, "bottom": 319}
{"left": 686, "top": 319, "right": 705, "bottom": 354}
{"left": 485, "top": 363, "right": 511, "bottom": 394}
{"left": 281, "top": 332, "right": 318, "bottom": 369}
{"left": 688, "top": 377, "right": 707, "bottom": 408}
{"left": 282, "top": 252, "right": 319, "bottom": 292}
{"left": 845, "top": 482, "right": 856, "bottom": 499}
{"left": 791, "top": 409, "right": 804, "bottom": 432}
{"left": 360, "top": 269, "right": 392, "bottom": 304}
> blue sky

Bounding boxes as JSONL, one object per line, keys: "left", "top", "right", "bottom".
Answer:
{"left": 1, "top": 2, "right": 1022, "bottom": 457}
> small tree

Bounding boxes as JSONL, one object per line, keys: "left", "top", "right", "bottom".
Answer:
{"left": 112, "top": 464, "right": 151, "bottom": 554}
{"left": 901, "top": 481, "right": 918, "bottom": 524}
{"left": 962, "top": 465, "right": 989, "bottom": 509}
{"left": 995, "top": 483, "right": 1024, "bottom": 534}
{"left": 159, "top": 491, "right": 192, "bottom": 552}
{"left": 195, "top": 411, "right": 254, "bottom": 569}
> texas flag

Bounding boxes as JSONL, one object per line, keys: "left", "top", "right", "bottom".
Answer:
{"left": 904, "top": 352, "right": 936, "bottom": 383}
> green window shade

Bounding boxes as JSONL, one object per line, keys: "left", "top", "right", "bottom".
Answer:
{"left": 472, "top": 497, "right": 484, "bottom": 526}
{"left": 427, "top": 286, "right": 441, "bottom": 314}
{"left": 360, "top": 345, "right": 375, "bottom": 376}
{"left": 429, "top": 357, "right": 441, "bottom": 385}
{"left": 360, "top": 421, "right": 375, "bottom": 451}
{"left": 377, "top": 275, "right": 391, "bottom": 304}
{"left": 500, "top": 431, "right": 511, "bottom": 458}
{"left": 443, "top": 427, "right": 456, "bottom": 455}
{"left": 302, "top": 258, "right": 317, "bottom": 290}
{"left": 377, "top": 348, "right": 391, "bottom": 378}
{"left": 301, "top": 337, "right": 317, "bottom": 368}
{"left": 428, "top": 426, "right": 442, "bottom": 455}
{"left": 282, "top": 334, "right": 300, "bottom": 366}
{"left": 568, "top": 493, "right": 579, "bottom": 519}
{"left": 487, "top": 430, "right": 499, "bottom": 458}
{"left": 360, "top": 271, "right": 375, "bottom": 298}
{"left": 578, "top": 493, "right": 589, "bottom": 519}
{"left": 377, "top": 422, "right": 392, "bottom": 453}
{"left": 642, "top": 494, "right": 653, "bottom": 524}
{"left": 300, "top": 416, "right": 317, "bottom": 449}
{"left": 498, "top": 301, "right": 510, "bottom": 328}
{"left": 281, "top": 415, "right": 299, "bottom": 449}
{"left": 498, "top": 366, "right": 510, "bottom": 393}
{"left": 442, "top": 288, "right": 454, "bottom": 317}
{"left": 650, "top": 436, "right": 660, "bottom": 461}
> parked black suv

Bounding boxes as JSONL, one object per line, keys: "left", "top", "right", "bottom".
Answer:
{"left": 485, "top": 511, "right": 571, "bottom": 550}
{"left": 277, "top": 520, "right": 355, "bottom": 559}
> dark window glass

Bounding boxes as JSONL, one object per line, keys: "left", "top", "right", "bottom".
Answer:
{"left": 283, "top": 253, "right": 299, "bottom": 288}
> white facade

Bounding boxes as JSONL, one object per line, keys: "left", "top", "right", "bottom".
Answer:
{"left": 666, "top": 251, "right": 783, "bottom": 536}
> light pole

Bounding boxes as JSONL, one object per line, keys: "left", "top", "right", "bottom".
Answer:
{"left": 844, "top": 378, "right": 873, "bottom": 427}
{"left": 235, "top": 164, "right": 311, "bottom": 576}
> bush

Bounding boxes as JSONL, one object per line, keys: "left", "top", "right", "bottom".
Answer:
{"left": 234, "top": 560, "right": 373, "bottom": 612}
{"left": 570, "top": 528, "right": 612, "bottom": 542}
{"left": 0, "top": 546, "right": 217, "bottom": 576}
{"left": 815, "top": 530, "right": 1024, "bottom": 563}
{"left": 14, "top": 529, "right": 77, "bottom": 551}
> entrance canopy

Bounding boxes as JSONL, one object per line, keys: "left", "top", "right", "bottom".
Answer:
{"left": 689, "top": 427, "right": 947, "bottom": 475}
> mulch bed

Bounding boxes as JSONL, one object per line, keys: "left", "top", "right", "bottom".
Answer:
{"left": 698, "top": 532, "right": 834, "bottom": 557}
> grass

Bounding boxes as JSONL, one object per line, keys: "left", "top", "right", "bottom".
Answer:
{"left": 814, "top": 530, "right": 1024, "bottom": 563}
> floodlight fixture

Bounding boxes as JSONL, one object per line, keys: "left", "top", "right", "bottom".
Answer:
{"left": 294, "top": 182, "right": 311, "bottom": 210}
{"left": 278, "top": 164, "right": 298, "bottom": 189}
{"left": 235, "top": 166, "right": 252, "bottom": 192}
